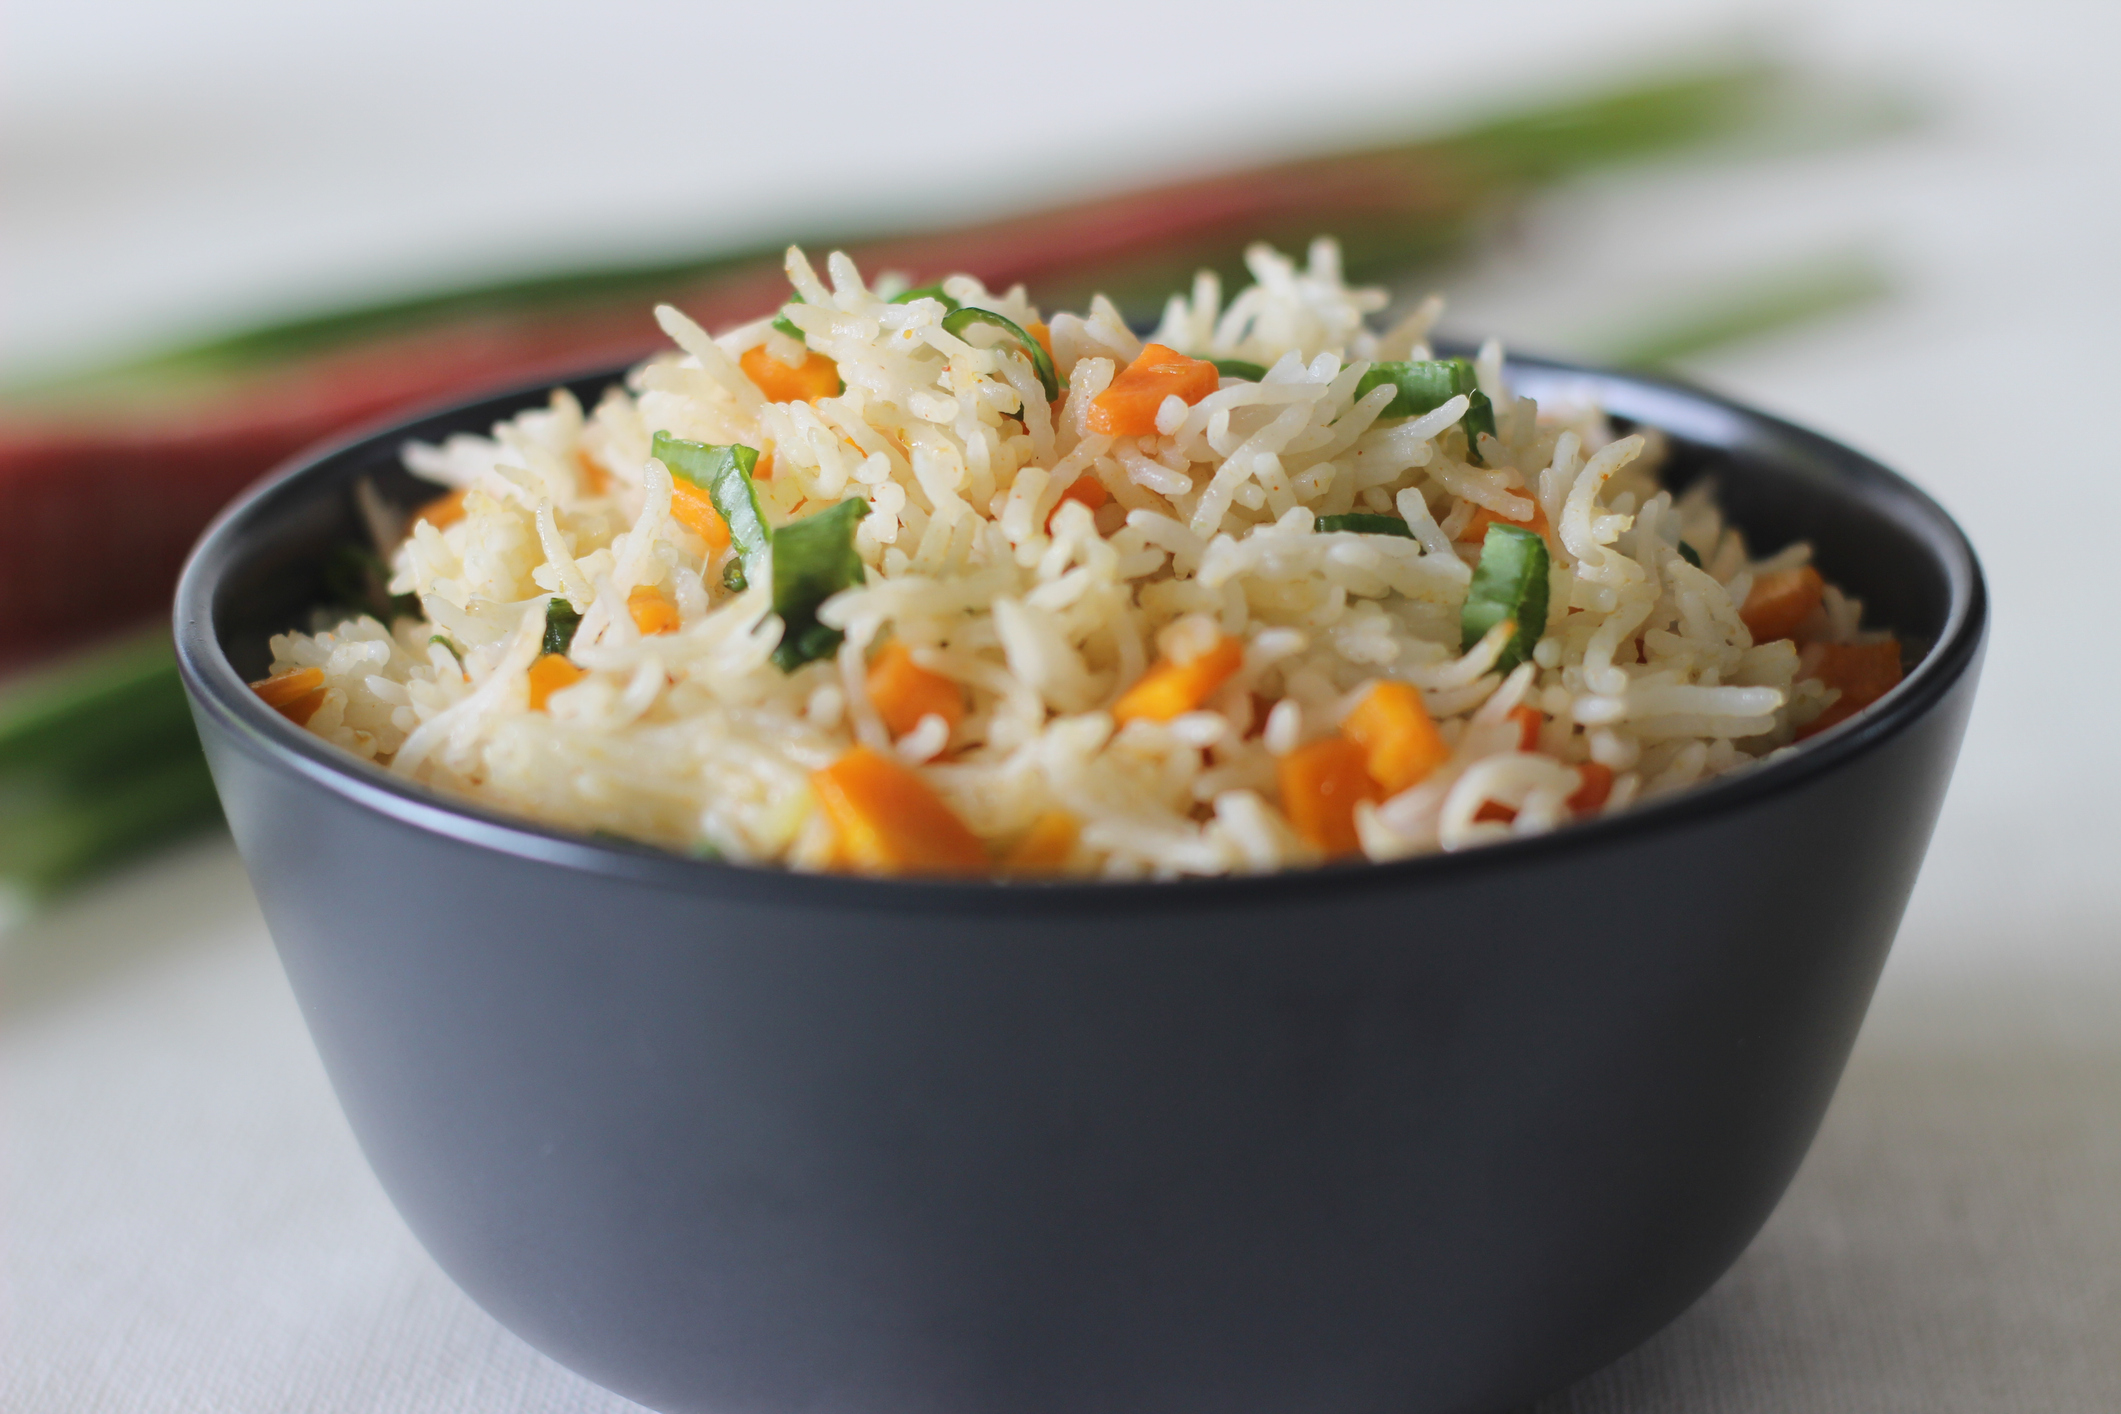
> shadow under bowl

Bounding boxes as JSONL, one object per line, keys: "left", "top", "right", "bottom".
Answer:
{"left": 175, "top": 357, "right": 1984, "bottom": 1414}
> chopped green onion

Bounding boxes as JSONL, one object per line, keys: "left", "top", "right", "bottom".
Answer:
{"left": 771, "top": 291, "right": 808, "bottom": 343}
{"left": 543, "top": 598, "right": 582, "bottom": 656}
{"left": 322, "top": 545, "right": 418, "bottom": 623}
{"left": 940, "top": 307, "right": 1060, "bottom": 403}
{"left": 1315, "top": 513, "right": 1415, "bottom": 537}
{"left": 1461, "top": 389, "right": 1497, "bottom": 466}
{"left": 1354, "top": 357, "right": 1496, "bottom": 465}
{"left": 1677, "top": 540, "right": 1703, "bottom": 568}
{"left": 1353, "top": 357, "right": 1478, "bottom": 418}
{"left": 652, "top": 432, "right": 771, "bottom": 583}
{"left": 891, "top": 283, "right": 961, "bottom": 311}
{"left": 1460, "top": 522, "right": 1549, "bottom": 675}
{"left": 769, "top": 497, "right": 868, "bottom": 672}
{"left": 1212, "top": 359, "right": 1268, "bottom": 381}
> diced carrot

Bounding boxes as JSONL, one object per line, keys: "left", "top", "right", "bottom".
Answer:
{"left": 628, "top": 584, "right": 681, "bottom": 636}
{"left": 1796, "top": 638, "right": 1904, "bottom": 739}
{"left": 1341, "top": 681, "right": 1447, "bottom": 793}
{"left": 575, "top": 447, "right": 611, "bottom": 495}
{"left": 810, "top": 747, "right": 987, "bottom": 875}
{"left": 1086, "top": 343, "right": 1221, "bottom": 437}
{"left": 1001, "top": 810, "right": 1079, "bottom": 873}
{"left": 667, "top": 476, "right": 733, "bottom": 554}
{"left": 251, "top": 665, "right": 324, "bottom": 710}
{"left": 1568, "top": 761, "right": 1615, "bottom": 814}
{"left": 414, "top": 488, "right": 468, "bottom": 530}
{"left": 1456, "top": 498, "right": 1551, "bottom": 544}
{"left": 753, "top": 448, "right": 775, "bottom": 480}
{"left": 1740, "top": 565, "right": 1824, "bottom": 643}
{"left": 1278, "top": 736, "right": 1382, "bottom": 857}
{"left": 526, "top": 652, "right": 584, "bottom": 711}
{"left": 1025, "top": 319, "right": 1055, "bottom": 362}
{"left": 1508, "top": 705, "right": 1542, "bottom": 751}
{"left": 1111, "top": 635, "right": 1245, "bottom": 724}
{"left": 1045, "top": 473, "right": 1110, "bottom": 531}
{"left": 1475, "top": 801, "right": 1517, "bottom": 825}
{"left": 866, "top": 641, "right": 967, "bottom": 738}
{"left": 740, "top": 343, "right": 842, "bottom": 404}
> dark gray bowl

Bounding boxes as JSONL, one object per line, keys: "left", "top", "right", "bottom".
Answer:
{"left": 175, "top": 358, "right": 1984, "bottom": 1414}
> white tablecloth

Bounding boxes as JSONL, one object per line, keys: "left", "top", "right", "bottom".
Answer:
{"left": 6, "top": 1, "right": 2118, "bottom": 1408}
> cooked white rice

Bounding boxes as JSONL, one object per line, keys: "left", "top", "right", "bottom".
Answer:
{"left": 261, "top": 238, "right": 1878, "bottom": 878}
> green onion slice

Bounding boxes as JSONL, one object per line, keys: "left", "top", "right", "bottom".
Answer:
{"left": 940, "top": 307, "right": 1060, "bottom": 403}
{"left": 1354, "top": 356, "right": 1495, "bottom": 465}
{"left": 771, "top": 291, "right": 808, "bottom": 343}
{"left": 652, "top": 432, "right": 771, "bottom": 583}
{"left": 1677, "top": 540, "right": 1703, "bottom": 568}
{"left": 1460, "top": 522, "right": 1549, "bottom": 675}
{"left": 890, "top": 283, "right": 961, "bottom": 311}
{"left": 769, "top": 497, "right": 869, "bottom": 671}
{"left": 543, "top": 597, "right": 582, "bottom": 657}
{"left": 1211, "top": 359, "right": 1269, "bottom": 381}
{"left": 1314, "top": 513, "right": 1415, "bottom": 537}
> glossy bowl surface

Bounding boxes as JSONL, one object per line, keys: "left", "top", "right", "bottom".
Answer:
{"left": 176, "top": 358, "right": 1984, "bottom": 1414}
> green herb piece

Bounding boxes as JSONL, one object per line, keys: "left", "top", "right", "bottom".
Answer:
{"left": 1460, "top": 522, "right": 1550, "bottom": 675}
{"left": 1211, "top": 359, "right": 1268, "bottom": 381}
{"left": 768, "top": 497, "right": 868, "bottom": 671}
{"left": 722, "top": 558, "right": 748, "bottom": 593}
{"left": 1315, "top": 513, "right": 1416, "bottom": 537}
{"left": 940, "top": 307, "right": 1060, "bottom": 403}
{"left": 1354, "top": 358, "right": 1496, "bottom": 465}
{"left": 543, "top": 598, "right": 582, "bottom": 656}
{"left": 771, "top": 291, "right": 808, "bottom": 343}
{"left": 1353, "top": 357, "right": 1478, "bottom": 419}
{"left": 1461, "top": 389, "right": 1497, "bottom": 465}
{"left": 652, "top": 432, "right": 771, "bottom": 582}
{"left": 890, "top": 283, "right": 961, "bottom": 311}
{"left": 322, "top": 545, "right": 419, "bottom": 622}
{"left": 1677, "top": 540, "right": 1703, "bottom": 568}
{"left": 690, "top": 838, "right": 724, "bottom": 861}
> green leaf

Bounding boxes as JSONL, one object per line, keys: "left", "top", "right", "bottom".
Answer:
{"left": 1315, "top": 513, "right": 1415, "bottom": 537}
{"left": 769, "top": 498, "right": 868, "bottom": 672}
{"left": 652, "top": 432, "right": 770, "bottom": 582}
{"left": 940, "top": 307, "right": 1060, "bottom": 403}
{"left": 543, "top": 597, "right": 582, "bottom": 657}
{"left": 1460, "top": 522, "right": 1549, "bottom": 676}
{"left": 1211, "top": 359, "right": 1268, "bottom": 381}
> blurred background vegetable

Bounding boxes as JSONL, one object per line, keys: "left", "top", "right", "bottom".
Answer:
{"left": 0, "top": 56, "right": 1903, "bottom": 903}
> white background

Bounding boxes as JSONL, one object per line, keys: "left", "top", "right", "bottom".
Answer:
{"left": 5, "top": 2, "right": 2118, "bottom": 1410}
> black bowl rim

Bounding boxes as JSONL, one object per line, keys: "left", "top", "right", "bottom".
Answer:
{"left": 175, "top": 354, "right": 1987, "bottom": 917}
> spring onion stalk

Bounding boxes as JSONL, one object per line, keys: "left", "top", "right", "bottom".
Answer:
{"left": 0, "top": 629, "right": 221, "bottom": 901}
{"left": 1212, "top": 359, "right": 1268, "bottom": 381}
{"left": 1461, "top": 524, "right": 1550, "bottom": 675}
